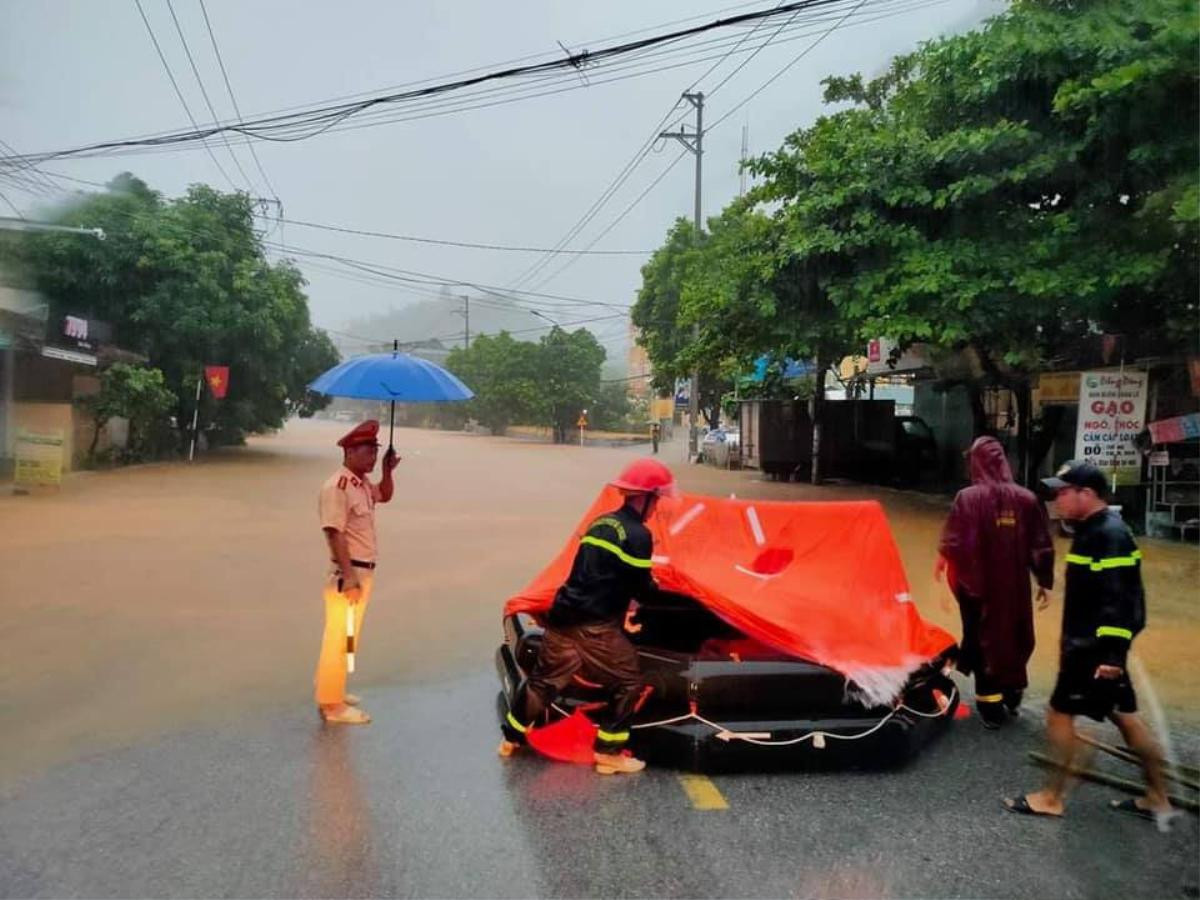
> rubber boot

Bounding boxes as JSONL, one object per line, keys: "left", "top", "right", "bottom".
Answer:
{"left": 977, "top": 700, "right": 1007, "bottom": 730}
{"left": 1003, "top": 689, "right": 1023, "bottom": 717}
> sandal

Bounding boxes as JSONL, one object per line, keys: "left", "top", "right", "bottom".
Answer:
{"left": 1110, "top": 798, "right": 1181, "bottom": 831}
{"left": 320, "top": 704, "right": 371, "bottom": 725}
{"left": 1002, "top": 795, "right": 1062, "bottom": 818}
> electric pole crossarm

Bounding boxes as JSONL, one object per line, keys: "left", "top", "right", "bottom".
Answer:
{"left": 658, "top": 132, "right": 699, "bottom": 153}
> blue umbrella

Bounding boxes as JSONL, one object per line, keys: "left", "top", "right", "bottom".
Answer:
{"left": 308, "top": 340, "right": 474, "bottom": 449}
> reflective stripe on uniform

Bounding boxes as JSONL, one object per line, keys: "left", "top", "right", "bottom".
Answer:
{"left": 580, "top": 535, "right": 652, "bottom": 569}
{"left": 1096, "top": 626, "right": 1134, "bottom": 640}
{"left": 1065, "top": 550, "right": 1142, "bottom": 571}
{"left": 505, "top": 711, "right": 528, "bottom": 734}
{"left": 596, "top": 728, "right": 630, "bottom": 743}
{"left": 976, "top": 693, "right": 1004, "bottom": 703}
{"left": 591, "top": 516, "right": 628, "bottom": 541}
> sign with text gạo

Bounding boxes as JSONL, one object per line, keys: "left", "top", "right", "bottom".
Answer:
{"left": 1073, "top": 371, "right": 1148, "bottom": 477}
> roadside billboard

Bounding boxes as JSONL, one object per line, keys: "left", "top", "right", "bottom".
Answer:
{"left": 1073, "top": 370, "right": 1148, "bottom": 478}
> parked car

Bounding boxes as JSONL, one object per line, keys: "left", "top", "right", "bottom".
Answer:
{"left": 894, "top": 415, "right": 938, "bottom": 483}
{"left": 700, "top": 426, "right": 740, "bottom": 465}
{"left": 858, "top": 415, "right": 938, "bottom": 485}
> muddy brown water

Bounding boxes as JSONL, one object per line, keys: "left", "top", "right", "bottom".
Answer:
{"left": 1, "top": 419, "right": 1195, "bottom": 787}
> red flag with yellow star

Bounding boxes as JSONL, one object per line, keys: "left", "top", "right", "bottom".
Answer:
{"left": 204, "top": 365, "right": 230, "bottom": 399}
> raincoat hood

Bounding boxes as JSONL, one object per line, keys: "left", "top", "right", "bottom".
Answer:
{"left": 969, "top": 436, "right": 1014, "bottom": 485}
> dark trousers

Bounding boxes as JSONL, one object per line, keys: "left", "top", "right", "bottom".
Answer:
{"left": 955, "top": 589, "right": 1023, "bottom": 720}
{"left": 506, "top": 621, "right": 644, "bottom": 753}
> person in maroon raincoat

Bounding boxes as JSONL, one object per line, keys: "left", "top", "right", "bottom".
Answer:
{"left": 935, "top": 436, "right": 1055, "bottom": 728}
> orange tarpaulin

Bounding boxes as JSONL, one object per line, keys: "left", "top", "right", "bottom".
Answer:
{"left": 505, "top": 488, "right": 955, "bottom": 705}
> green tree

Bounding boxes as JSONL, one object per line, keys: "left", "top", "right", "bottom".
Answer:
{"left": 77, "top": 363, "right": 177, "bottom": 462}
{"left": 445, "top": 332, "right": 539, "bottom": 435}
{"left": 630, "top": 0, "right": 1197, "bottom": 479}
{"left": 738, "top": 0, "right": 1195, "bottom": 477}
{"left": 444, "top": 326, "right": 609, "bottom": 442}
{"left": 12, "top": 174, "right": 339, "bottom": 447}
{"left": 535, "top": 327, "right": 606, "bottom": 443}
{"left": 630, "top": 219, "right": 732, "bottom": 430}
{"left": 589, "top": 380, "right": 634, "bottom": 432}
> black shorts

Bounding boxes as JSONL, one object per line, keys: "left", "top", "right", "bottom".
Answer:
{"left": 1050, "top": 652, "right": 1138, "bottom": 721}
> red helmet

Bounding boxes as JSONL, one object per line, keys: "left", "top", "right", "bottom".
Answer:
{"left": 609, "top": 458, "right": 678, "bottom": 497}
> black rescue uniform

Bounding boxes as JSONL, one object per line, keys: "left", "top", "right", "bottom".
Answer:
{"left": 1050, "top": 507, "right": 1146, "bottom": 721}
{"left": 505, "top": 502, "right": 656, "bottom": 753}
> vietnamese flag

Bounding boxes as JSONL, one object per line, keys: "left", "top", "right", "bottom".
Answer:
{"left": 205, "top": 365, "right": 230, "bottom": 399}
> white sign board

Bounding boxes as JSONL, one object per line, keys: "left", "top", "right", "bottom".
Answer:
{"left": 864, "top": 337, "right": 931, "bottom": 376}
{"left": 1074, "top": 370, "right": 1148, "bottom": 477}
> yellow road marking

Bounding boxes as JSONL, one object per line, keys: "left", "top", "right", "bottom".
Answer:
{"left": 678, "top": 774, "right": 729, "bottom": 810}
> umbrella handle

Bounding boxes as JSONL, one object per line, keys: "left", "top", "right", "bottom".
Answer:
{"left": 388, "top": 400, "right": 395, "bottom": 452}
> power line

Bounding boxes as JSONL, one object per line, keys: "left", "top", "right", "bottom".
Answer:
{"left": 0, "top": 189, "right": 24, "bottom": 218}
{"left": 262, "top": 239, "right": 630, "bottom": 312}
{"left": 130, "top": 0, "right": 238, "bottom": 190}
{"left": 0, "top": 140, "right": 61, "bottom": 197}
{"left": 279, "top": 216, "right": 652, "bottom": 255}
{"left": 16, "top": 12, "right": 833, "bottom": 168}
{"left": 164, "top": 0, "right": 256, "bottom": 193}
{"left": 504, "top": 101, "right": 684, "bottom": 291}
{"left": 323, "top": 310, "right": 630, "bottom": 350}
{"left": 58, "top": 0, "right": 778, "bottom": 151}
{"left": 529, "top": 150, "right": 689, "bottom": 291}
{"left": 10, "top": 0, "right": 855, "bottom": 165}
{"left": 519, "top": 0, "right": 881, "bottom": 293}
{"left": 705, "top": 1, "right": 797, "bottom": 97}
{"left": 2, "top": 1, "right": 899, "bottom": 179}
{"left": 532, "top": 0, "right": 910, "bottom": 293}
{"left": 500, "top": 0, "right": 848, "bottom": 291}
{"left": 709, "top": 0, "right": 872, "bottom": 130}
{"left": 196, "top": 0, "right": 280, "bottom": 202}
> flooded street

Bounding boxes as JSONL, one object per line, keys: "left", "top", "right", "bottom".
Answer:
{"left": 1, "top": 420, "right": 1196, "bottom": 898}
{"left": 2, "top": 420, "right": 1197, "bottom": 786}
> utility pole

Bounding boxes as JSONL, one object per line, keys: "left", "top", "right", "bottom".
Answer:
{"left": 453, "top": 295, "right": 471, "bottom": 348}
{"left": 739, "top": 122, "right": 749, "bottom": 197}
{"left": 659, "top": 91, "right": 704, "bottom": 460}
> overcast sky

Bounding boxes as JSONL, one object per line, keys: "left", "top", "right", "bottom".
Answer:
{"left": 1, "top": 0, "right": 1004, "bottom": 356}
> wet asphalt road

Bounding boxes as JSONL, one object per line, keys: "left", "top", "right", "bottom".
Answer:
{"left": 3, "top": 670, "right": 1197, "bottom": 899}
{"left": 2, "top": 421, "right": 1198, "bottom": 897}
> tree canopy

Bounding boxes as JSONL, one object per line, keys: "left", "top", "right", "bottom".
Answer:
{"left": 635, "top": 0, "right": 1197, "bottom": 408}
{"left": 445, "top": 325, "right": 617, "bottom": 440}
{"left": 6, "top": 174, "right": 339, "bottom": 445}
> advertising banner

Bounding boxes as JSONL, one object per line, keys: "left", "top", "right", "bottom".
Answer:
{"left": 1073, "top": 371, "right": 1148, "bottom": 477}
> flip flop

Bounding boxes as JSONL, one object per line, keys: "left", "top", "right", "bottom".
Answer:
{"left": 1110, "top": 798, "right": 1181, "bottom": 830}
{"left": 1002, "top": 795, "right": 1062, "bottom": 818}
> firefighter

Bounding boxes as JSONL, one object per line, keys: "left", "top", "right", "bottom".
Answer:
{"left": 314, "top": 420, "right": 398, "bottom": 725}
{"left": 498, "top": 458, "right": 676, "bottom": 774}
{"left": 1003, "top": 462, "right": 1177, "bottom": 826}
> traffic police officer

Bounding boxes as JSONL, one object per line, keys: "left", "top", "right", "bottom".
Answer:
{"left": 315, "top": 419, "right": 398, "bottom": 724}
{"left": 1004, "top": 462, "right": 1177, "bottom": 826}
{"left": 499, "top": 458, "right": 676, "bottom": 774}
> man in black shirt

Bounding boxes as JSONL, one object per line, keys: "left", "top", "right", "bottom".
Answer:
{"left": 1004, "top": 462, "right": 1177, "bottom": 827}
{"left": 500, "top": 458, "right": 675, "bottom": 775}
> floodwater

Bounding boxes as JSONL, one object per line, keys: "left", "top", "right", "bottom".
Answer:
{"left": 1, "top": 419, "right": 1196, "bottom": 788}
